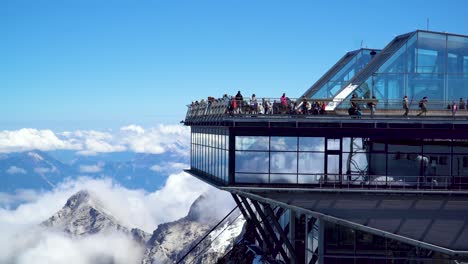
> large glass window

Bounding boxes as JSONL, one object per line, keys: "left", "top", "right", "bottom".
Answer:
{"left": 298, "top": 153, "right": 324, "bottom": 174}
{"left": 309, "top": 49, "right": 379, "bottom": 98}
{"left": 235, "top": 136, "right": 327, "bottom": 184}
{"left": 191, "top": 127, "right": 229, "bottom": 184}
{"left": 270, "top": 152, "right": 297, "bottom": 173}
{"left": 416, "top": 32, "right": 446, "bottom": 73}
{"left": 299, "top": 137, "right": 325, "bottom": 151}
{"left": 236, "top": 136, "right": 269, "bottom": 151}
{"left": 235, "top": 151, "right": 269, "bottom": 173}
{"left": 271, "top": 137, "right": 297, "bottom": 151}
{"left": 231, "top": 135, "right": 468, "bottom": 188}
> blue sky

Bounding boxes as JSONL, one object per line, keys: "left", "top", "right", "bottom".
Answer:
{"left": 2, "top": 0, "right": 467, "bottom": 130}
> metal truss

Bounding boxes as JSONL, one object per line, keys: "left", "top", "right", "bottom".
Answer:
{"left": 232, "top": 193, "right": 309, "bottom": 264}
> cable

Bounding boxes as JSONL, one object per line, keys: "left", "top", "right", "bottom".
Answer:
{"left": 176, "top": 206, "right": 239, "bottom": 264}
{"left": 186, "top": 212, "right": 243, "bottom": 264}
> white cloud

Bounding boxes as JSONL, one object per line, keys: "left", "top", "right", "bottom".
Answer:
{"left": 65, "top": 130, "right": 126, "bottom": 156}
{"left": 0, "top": 124, "right": 235, "bottom": 263}
{"left": 6, "top": 166, "right": 27, "bottom": 175}
{"left": 0, "top": 173, "right": 233, "bottom": 239}
{"left": 34, "top": 167, "right": 53, "bottom": 174}
{"left": 0, "top": 173, "right": 235, "bottom": 263}
{"left": 120, "top": 125, "right": 145, "bottom": 134}
{"left": 79, "top": 165, "right": 102, "bottom": 174}
{"left": 0, "top": 128, "right": 81, "bottom": 153}
{"left": 0, "top": 124, "right": 190, "bottom": 156}
{"left": 1, "top": 228, "right": 143, "bottom": 264}
{"left": 121, "top": 124, "right": 190, "bottom": 156}
{"left": 150, "top": 162, "right": 188, "bottom": 174}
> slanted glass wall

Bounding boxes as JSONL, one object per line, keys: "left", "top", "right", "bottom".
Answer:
{"left": 311, "top": 49, "right": 379, "bottom": 99}
{"left": 191, "top": 127, "right": 229, "bottom": 184}
{"left": 234, "top": 135, "right": 468, "bottom": 187}
{"left": 339, "top": 31, "right": 468, "bottom": 110}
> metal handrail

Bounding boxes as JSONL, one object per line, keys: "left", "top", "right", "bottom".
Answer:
{"left": 185, "top": 97, "right": 468, "bottom": 121}
{"left": 233, "top": 172, "right": 468, "bottom": 190}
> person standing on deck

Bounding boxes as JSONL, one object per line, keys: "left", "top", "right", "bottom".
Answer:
{"left": 416, "top": 97, "right": 428, "bottom": 117}
{"left": 235, "top": 91, "right": 243, "bottom": 114}
{"left": 403, "top": 95, "right": 409, "bottom": 117}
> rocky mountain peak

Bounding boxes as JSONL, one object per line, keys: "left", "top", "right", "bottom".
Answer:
{"left": 186, "top": 194, "right": 207, "bottom": 221}
{"left": 64, "top": 190, "right": 92, "bottom": 210}
{"left": 42, "top": 190, "right": 149, "bottom": 241}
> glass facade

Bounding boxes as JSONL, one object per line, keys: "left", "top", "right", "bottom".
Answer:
{"left": 338, "top": 31, "right": 468, "bottom": 110}
{"left": 233, "top": 135, "right": 468, "bottom": 187}
{"left": 191, "top": 127, "right": 229, "bottom": 184}
{"left": 309, "top": 49, "right": 380, "bottom": 99}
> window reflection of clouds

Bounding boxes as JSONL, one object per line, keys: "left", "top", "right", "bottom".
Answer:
{"left": 270, "top": 152, "right": 297, "bottom": 173}
{"left": 271, "top": 137, "right": 297, "bottom": 151}
{"left": 298, "top": 153, "right": 324, "bottom": 174}
{"left": 342, "top": 153, "right": 368, "bottom": 174}
{"left": 236, "top": 136, "right": 269, "bottom": 151}
{"left": 270, "top": 174, "right": 297, "bottom": 184}
{"left": 191, "top": 127, "right": 229, "bottom": 183}
{"left": 327, "top": 138, "right": 340, "bottom": 150}
{"left": 299, "top": 137, "right": 325, "bottom": 151}
{"left": 298, "top": 174, "right": 322, "bottom": 184}
{"left": 342, "top": 137, "right": 365, "bottom": 152}
{"left": 235, "top": 151, "right": 269, "bottom": 173}
{"left": 236, "top": 173, "right": 269, "bottom": 183}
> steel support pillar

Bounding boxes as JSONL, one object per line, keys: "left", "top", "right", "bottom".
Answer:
{"left": 317, "top": 219, "right": 324, "bottom": 264}
{"left": 262, "top": 203, "right": 298, "bottom": 263}
{"left": 251, "top": 200, "right": 293, "bottom": 263}
{"left": 231, "top": 194, "right": 263, "bottom": 249}
{"left": 239, "top": 196, "right": 276, "bottom": 257}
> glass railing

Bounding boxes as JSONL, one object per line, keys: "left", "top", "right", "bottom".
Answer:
{"left": 185, "top": 97, "right": 468, "bottom": 121}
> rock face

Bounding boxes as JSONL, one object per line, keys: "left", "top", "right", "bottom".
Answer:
{"left": 41, "top": 190, "right": 245, "bottom": 264}
{"left": 42, "top": 190, "right": 151, "bottom": 243}
{"left": 141, "top": 195, "right": 245, "bottom": 264}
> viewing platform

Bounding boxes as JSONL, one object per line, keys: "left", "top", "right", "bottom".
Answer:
{"left": 184, "top": 97, "right": 468, "bottom": 193}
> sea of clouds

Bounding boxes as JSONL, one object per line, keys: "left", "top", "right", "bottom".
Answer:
{"left": 0, "top": 124, "right": 235, "bottom": 264}
{"left": 0, "top": 174, "right": 234, "bottom": 264}
{"left": 0, "top": 124, "right": 190, "bottom": 156}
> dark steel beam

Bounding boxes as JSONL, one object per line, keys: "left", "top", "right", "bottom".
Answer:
{"left": 228, "top": 127, "right": 235, "bottom": 184}
{"left": 250, "top": 200, "right": 293, "bottom": 263}
{"left": 231, "top": 194, "right": 263, "bottom": 248}
{"left": 239, "top": 196, "right": 276, "bottom": 257}
{"left": 262, "top": 203, "right": 298, "bottom": 260}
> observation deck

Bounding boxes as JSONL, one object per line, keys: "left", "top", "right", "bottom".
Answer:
{"left": 184, "top": 97, "right": 468, "bottom": 192}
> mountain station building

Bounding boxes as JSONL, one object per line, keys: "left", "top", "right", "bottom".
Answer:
{"left": 184, "top": 30, "right": 468, "bottom": 264}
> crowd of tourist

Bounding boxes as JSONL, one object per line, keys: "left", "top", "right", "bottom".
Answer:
{"left": 190, "top": 91, "right": 468, "bottom": 118}
{"left": 190, "top": 91, "right": 328, "bottom": 116}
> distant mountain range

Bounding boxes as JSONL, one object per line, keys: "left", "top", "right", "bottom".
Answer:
{"left": 0, "top": 150, "right": 188, "bottom": 192}
{"left": 41, "top": 190, "right": 245, "bottom": 264}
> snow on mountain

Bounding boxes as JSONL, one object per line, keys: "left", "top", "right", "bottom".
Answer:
{"left": 0, "top": 150, "right": 71, "bottom": 191}
{"left": 42, "top": 190, "right": 150, "bottom": 244}
{"left": 207, "top": 214, "right": 245, "bottom": 254}
{"left": 38, "top": 190, "right": 244, "bottom": 264}
{"left": 142, "top": 194, "right": 245, "bottom": 264}
{"left": 27, "top": 151, "right": 45, "bottom": 161}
